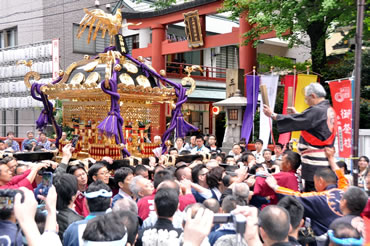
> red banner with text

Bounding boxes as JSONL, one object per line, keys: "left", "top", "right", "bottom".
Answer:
{"left": 329, "top": 80, "right": 352, "bottom": 158}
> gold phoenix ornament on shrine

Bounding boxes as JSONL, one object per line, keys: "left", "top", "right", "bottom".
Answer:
{"left": 19, "top": 7, "right": 200, "bottom": 159}
{"left": 77, "top": 8, "right": 141, "bottom": 44}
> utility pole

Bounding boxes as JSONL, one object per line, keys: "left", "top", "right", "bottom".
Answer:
{"left": 352, "top": 0, "right": 365, "bottom": 186}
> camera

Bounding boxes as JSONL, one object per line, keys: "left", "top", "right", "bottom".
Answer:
{"left": 37, "top": 164, "right": 55, "bottom": 175}
{"left": 71, "top": 135, "right": 79, "bottom": 148}
{"left": 34, "top": 172, "right": 53, "bottom": 201}
{"left": 0, "top": 189, "right": 24, "bottom": 210}
{"left": 213, "top": 213, "right": 247, "bottom": 235}
{"left": 40, "top": 172, "right": 53, "bottom": 197}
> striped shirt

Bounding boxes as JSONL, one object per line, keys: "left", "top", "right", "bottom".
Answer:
{"left": 276, "top": 100, "right": 335, "bottom": 181}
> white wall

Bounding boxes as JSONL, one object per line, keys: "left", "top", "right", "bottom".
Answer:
{"left": 0, "top": 0, "right": 45, "bottom": 45}
{"left": 359, "top": 129, "right": 370, "bottom": 158}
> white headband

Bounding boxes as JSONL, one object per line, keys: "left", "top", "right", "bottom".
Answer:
{"left": 84, "top": 189, "right": 112, "bottom": 199}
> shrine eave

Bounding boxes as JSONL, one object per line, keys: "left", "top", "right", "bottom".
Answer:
{"left": 121, "top": 0, "right": 220, "bottom": 19}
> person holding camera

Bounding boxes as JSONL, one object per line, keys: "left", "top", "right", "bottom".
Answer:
{"left": 0, "top": 161, "right": 49, "bottom": 190}
{"left": 0, "top": 190, "right": 23, "bottom": 246}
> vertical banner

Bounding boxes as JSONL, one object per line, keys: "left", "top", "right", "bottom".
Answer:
{"left": 278, "top": 75, "right": 297, "bottom": 145}
{"left": 165, "top": 102, "right": 172, "bottom": 117}
{"left": 52, "top": 39, "right": 59, "bottom": 80}
{"left": 329, "top": 79, "right": 352, "bottom": 158}
{"left": 290, "top": 74, "right": 317, "bottom": 148}
{"left": 259, "top": 75, "right": 279, "bottom": 149}
{"left": 183, "top": 10, "right": 204, "bottom": 48}
{"left": 241, "top": 75, "right": 260, "bottom": 142}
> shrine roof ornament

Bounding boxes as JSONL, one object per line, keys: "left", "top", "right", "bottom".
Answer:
{"left": 18, "top": 7, "right": 200, "bottom": 158}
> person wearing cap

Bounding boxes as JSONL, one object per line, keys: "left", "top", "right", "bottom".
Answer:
{"left": 63, "top": 180, "right": 113, "bottom": 246}
{"left": 21, "top": 131, "right": 37, "bottom": 151}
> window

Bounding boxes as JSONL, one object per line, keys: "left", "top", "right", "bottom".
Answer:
{"left": 216, "top": 45, "right": 239, "bottom": 78}
{"left": 73, "top": 24, "right": 111, "bottom": 54}
{"left": 228, "top": 109, "right": 238, "bottom": 120}
{"left": 0, "top": 27, "right": 17, "bottom": 49}
{"left": 125, "top": 34, "right": 139, "bottom": 54}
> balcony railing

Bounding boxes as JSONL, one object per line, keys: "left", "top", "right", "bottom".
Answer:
{"left": 166, "top": 62, "right": 227, "bottom": 82}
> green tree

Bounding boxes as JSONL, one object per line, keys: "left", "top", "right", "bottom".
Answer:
{"left": 141, "top": 0, "right": 368, "bottom": 73}
{"left": 321, "top": 50, "right": 370, "bottom": 128}
{"left": 221, "top": 0, "right": 367, "bottom": 74}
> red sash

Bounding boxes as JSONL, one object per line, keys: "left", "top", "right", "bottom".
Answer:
{"left": 301, "top": 107, "right": 337, "bottom": 146}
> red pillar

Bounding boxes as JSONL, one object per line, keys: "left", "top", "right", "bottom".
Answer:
{"left": 151, "top": 24, "right": 166, "bottom": 72}
{"left": 209, "top": 103, "right": 213, "bottom": 134}
{"left": 239, "top": 12, "right": 256, "bottom": 74}
{"left": 151, "top": 24, "right": 166, "bottom": 138}
{"left": 199, "top": 15, "right": 206, "bottom": 65}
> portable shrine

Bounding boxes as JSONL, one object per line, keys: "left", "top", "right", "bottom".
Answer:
{"left": 20, "top": 8, "right": 200, "bottom": 160}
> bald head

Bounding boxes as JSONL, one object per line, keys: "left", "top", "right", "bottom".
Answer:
{"left": 259, "top": 205, "right": 290, "bottom": 242}
{"left": 203, "top": 198, "right": 220, "bottom": 213}
{"left": 232, "top": 182, "right": 250, "bottom": 203}
{"left": 158, "top": 180, "right": 180, "bottom": 195}
{"left": 113, "top": 197, "right": 138, "bottom": 214}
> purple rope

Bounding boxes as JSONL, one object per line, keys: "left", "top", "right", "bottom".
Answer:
{"left": 121, "top": 53, "right": 198, "bottom": 154}
{"left": 98, "top": 58, "right": 130, "bottom": 157}
{"left": 30, "top": 76, "right": 63, "bottom": 147}
{"left": 93, "top": 46, "right": 117, "bottom": 59}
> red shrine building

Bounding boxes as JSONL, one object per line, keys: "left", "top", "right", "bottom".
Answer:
{"left": 120, "top": 0, "right": 310, "bottom": 142}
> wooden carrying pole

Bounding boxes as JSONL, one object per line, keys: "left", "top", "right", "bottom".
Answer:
{"left": 287, "top": 87, "right": 294, "bottom": 108}
{"left": 260, "top": 84, "right": 269, "bottom": 107}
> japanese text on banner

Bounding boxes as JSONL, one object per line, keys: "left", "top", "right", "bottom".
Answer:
{"left": 329, "top": 80, "right": 352, "bottom": 158}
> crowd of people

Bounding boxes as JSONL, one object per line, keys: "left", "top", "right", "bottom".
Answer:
{"left": 0, "top": 134, "right": 369, "bottom": 246}
{"left": 0, "top": 82, "right": 369, "bottom": 246}
{"left": 0, "top": 130, "right": 55, "bottom": 152}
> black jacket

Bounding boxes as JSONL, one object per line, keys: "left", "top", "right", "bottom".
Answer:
{"left": 276, "top": 100, "right": 335, "bottom": 181}
{"left": 57, "top": 208, "right": 83, "bottom": 240}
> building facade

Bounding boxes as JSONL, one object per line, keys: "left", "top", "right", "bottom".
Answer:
{"left": 0, "top": 0, "right": 114, "bottom": 137}
{"left": 0, "top": 0, "right": 314, "bottom": 142}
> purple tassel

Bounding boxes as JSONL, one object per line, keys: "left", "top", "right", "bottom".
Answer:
{"left": 30, "top": 77, "right": 63, "bottom": 147}
{"left": 36, "top": 110, "right": 49, "bottom": 130}
{"left": 98, "top": 57, "right": 130, "bottom": 157}
{"left": 98, "top": 112, "right": 119, "bottom": 137}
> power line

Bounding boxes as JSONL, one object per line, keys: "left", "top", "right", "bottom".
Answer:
{"left": 0, "top": 1, "right": 120, "bottom": 25}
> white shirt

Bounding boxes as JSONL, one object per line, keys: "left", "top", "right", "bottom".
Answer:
{"left": 252, "top": 150, "right": 265, "bottom": 164}
{"left": 119, "top": 189, "right": 133, "bottom": 201}
{"left": 191, "top": 145, "right": 210, "bottom": 154}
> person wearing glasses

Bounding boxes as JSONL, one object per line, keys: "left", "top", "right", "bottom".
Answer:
{"left": 87, "top": 163, "right": 110, "bottom": 185}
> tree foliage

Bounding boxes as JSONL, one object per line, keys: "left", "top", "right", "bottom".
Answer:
{"left": 321, "top": 50, "right": 370, "bottom": 128}
{"left": 221, "top": 0, "right": 365, "bottom": 73}
{"left": 257, "top": 53, "right": 311, "bottom": 73}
